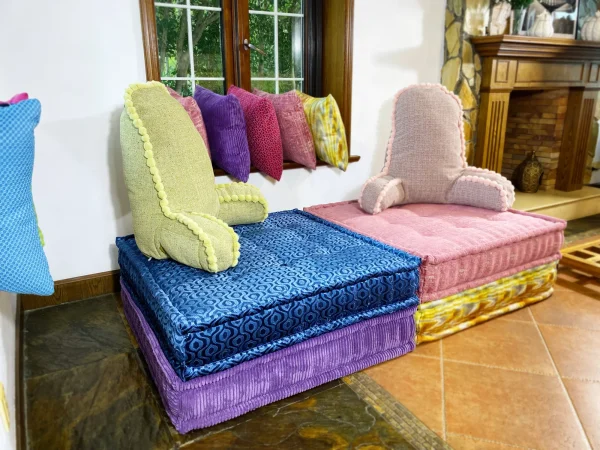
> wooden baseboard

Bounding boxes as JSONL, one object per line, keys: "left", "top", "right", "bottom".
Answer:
{"left": 20, "top": 270, "right": 121, "bottom": 311}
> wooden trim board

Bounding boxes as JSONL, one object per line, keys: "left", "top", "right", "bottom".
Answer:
{"left": 20, "top": 270, "right": 121, "bottom": 311}
{"left": 15, "top": 297, "right": 24, "bottom": 450}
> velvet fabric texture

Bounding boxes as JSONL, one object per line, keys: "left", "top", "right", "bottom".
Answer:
{"left": 297, "top": 92, "right": 349, "bottom": 171}
{"left": 121, "top": 280, "right": 417, "bottom": 433}
{"left": 166, "top": 87, "right": 210, "bottom": 157}
{"left": 305, "top": 201, "right": 566, "bottom": 301}
{"left": 228, "top": 86, "right": 283, "bottom": 180}
{"left": 193, "top": 86, "right": 251, "bottom": 181}
{"left": 120, "top": 81, "right": 268, "bottom": 274}
{"left": 359, "top": 84, "right": 515, "bottom": 214}
{"left": 0, "top": 99, "right": 53, "bottom": 295}
{"left": 117, "top": 209, "right": 420, "bottom": 380}
{"left": 253, "top": 89, "right": 316, "bottom": 169}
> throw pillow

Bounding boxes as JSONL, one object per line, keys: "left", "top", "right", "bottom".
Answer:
{"left": 228, "top": 86, "right": 283, "bottom": 180}
{"left": 166, "top": 87, "right": 211, "bottom": 158}
{"left": 193, "top": 86, "right": 251, "bottom": 182}
{"left": 253, "top": 89, "right": 316, "bottom": 169}
{"left": 0, "top": 99, "right": 53, "bottom": 295}
{"left": 297, "top": 92, "right": 349, "bottom": 171}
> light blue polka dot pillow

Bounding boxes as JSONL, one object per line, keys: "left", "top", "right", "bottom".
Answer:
{"left": 0, "top": 99, "right": 53, "bottom": 295}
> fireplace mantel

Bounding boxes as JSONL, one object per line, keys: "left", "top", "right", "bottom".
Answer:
{"left": 471, "top": 35, "right": 600, "bottom": 191}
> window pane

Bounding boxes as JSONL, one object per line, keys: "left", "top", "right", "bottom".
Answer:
{"left": 163, "top": 80, "right": 193, "bottom": 97}
{"left": 252, "top": 80, "right": 276, "bottom": 93}
{"left": 156, "top": 6, "right": 190, "bottom": 78}
{"left": 278, "top": 0, "right": 302, "bottom": 13}
{"left": 278, "top": 16, "right": 302, "bottom": 78}
{"left": 249, "top": 0, "right": 274, "bottom": 12}
{"left": 190, "top": 0, "right": 221, "bottom": 6}
{"left": 249, "top": 14, "right": 275, "bottom": 78}
{"left": 195, "top": 80, "right": 224, "bottom": 94}
{"left": 191, "top": 9, "right": 223, "bottom": 78}
{"left": 278, "top": 80, "right": 302, "bottom": 93}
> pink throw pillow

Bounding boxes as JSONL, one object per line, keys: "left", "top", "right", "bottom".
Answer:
{"left": 253, "top": 89, "right": 316, "bottom": 169}
{"left": 228, "top": 86, "right": 284, "bottom": 180}
{"left": 166, "top": 87, "right": 211, "bottom": 158}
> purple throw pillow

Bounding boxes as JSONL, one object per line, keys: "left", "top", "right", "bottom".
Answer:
{"left": 193, "top": 86, "right": 251, "bottom": 182}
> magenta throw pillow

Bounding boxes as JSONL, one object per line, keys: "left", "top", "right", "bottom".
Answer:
{"left": 166, "top": 87, "right": 211, "bottom": 158}
{"left": 194, "top": 86, "right": 251, "bottom": 182}
{"left": 228, "top": 86, "right": 283, "bottom": 180}
{"left": 253, "top": 89, "right": 316, "bottom": 169}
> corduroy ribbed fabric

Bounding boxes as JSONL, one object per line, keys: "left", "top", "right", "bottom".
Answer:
{"left": 305, "top": 201, "right": 566, "bottom": 301}
{"left": 121, "top": 281, "right": 416, "bottom": 433}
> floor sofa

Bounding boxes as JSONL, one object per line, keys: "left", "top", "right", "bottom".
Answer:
{"left": 118, "top": 203, "right": 565, "bottom": 433}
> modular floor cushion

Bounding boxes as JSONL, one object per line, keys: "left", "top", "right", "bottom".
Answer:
{"left": 117, "top": 210, "right": 420, "bottom": 382}
{"left": 121, "top": 283, "right": 417, "bottom": 432}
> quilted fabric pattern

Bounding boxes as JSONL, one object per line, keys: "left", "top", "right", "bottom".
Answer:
{"left": 253, "top": 89, "right": 316, "bottom": 169}
{"left": 297, "top": 92, "right": 349, "bottom": 171}
{"left": 166, "top": 87, "right": 210, "bottom": 157}
{"left": 194, "top": 86, "right": 250, "bottom": 181}
{"left": 117, "top": 210, "right": 420, "bottom": 381}
{"left": 121, "top": 282, "right": 416, "bottom": 432}
{"left": 228, "top": 86, "right": 283, "bottom": 180}
{"left": 305, "top": 201, "right": 566, "bottom": 301}
{"left": 0, "top": 100, "right": 53, "bottom": 295}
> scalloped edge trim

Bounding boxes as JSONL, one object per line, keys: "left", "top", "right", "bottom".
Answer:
{"left": 123, "top": 81, "right": 238, "bottom": 272}
{"left": 372, "top": 177, "right": 403, "bottom": 215}
{"left": 215, "top": 182, "right": 269, "bottom": 221}
{"left": 359, "top": 83, "right": 467, "bottom": 209}
{"left": 463, "top": 166, "right": 515, "bottom": 206}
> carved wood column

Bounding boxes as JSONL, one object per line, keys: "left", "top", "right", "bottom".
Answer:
{"left": 556, "top": 88, "right": 599, "bottom": 191}
{"left": 474, "top": 91, "right": 511, "bottom": 172}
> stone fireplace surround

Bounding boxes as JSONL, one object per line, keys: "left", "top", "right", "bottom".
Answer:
{"left": 471, "top": 35, "right": 600, "bottom": 192}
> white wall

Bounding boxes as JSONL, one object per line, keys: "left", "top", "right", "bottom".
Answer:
{"left": 0, "top": 0, "right": 445, "bottom": 281}
{"left": 0, "top": 292, "right": 17, "bottom": 450}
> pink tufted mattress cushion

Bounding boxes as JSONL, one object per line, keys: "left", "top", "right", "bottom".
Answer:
{"left": 305, "top": 201, "right": 565, "bottom": 302}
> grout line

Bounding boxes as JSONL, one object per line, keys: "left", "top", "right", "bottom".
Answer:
{"left": 528, "top": 308, "right": 593, "bottom": 450}
{"left": 443, "top": 358, "right": 555, "bottom": 377}
{"left": 446, "top": 432, "right": 538, "bottom": 450}
{"left": 440, "top": 339, "right": 447, "bottom": 441}
{"left": 410, "top": 353, "right": 440, "bottom": 361}
{"left": 532, "top": 322, "right": 600, "bottom": 332}
{"left": 562, "top": 376, "right": 600, "bottom": 384}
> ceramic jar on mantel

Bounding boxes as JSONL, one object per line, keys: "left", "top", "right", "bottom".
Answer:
{"left": 528, "top": 11, "right": 554, "bottom": 38}
{"left": 512, "top": 150, "right": 544, "bottom": 193}
{"left": 581, "top": 12, "right": 600, "bottom": 42}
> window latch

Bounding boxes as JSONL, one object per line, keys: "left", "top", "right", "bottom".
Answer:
{"left": 243, "top": 39, "right": 266, "bottom": 56}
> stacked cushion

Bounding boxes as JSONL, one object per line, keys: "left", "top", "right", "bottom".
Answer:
{"left": 194, "top": 86, "right": 251, "bottom": 182}
{"left": 0, "top": 99, "right": 53, "bottom": 295}
{"left": 167, "top": 87, "right": 211, "bottom": 157}
{"left": 117, "top": 209, "right": 420, "bottom": 380}
{"left": 297, "top": 92, "right": 349, "bottom": 171}
{"left": 228, "top": 86, "right": 283, "bottom": 180}
{"left": 253, "top": 89, "right": 316, "bottom": 169}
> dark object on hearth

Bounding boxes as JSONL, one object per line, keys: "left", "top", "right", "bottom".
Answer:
{"left": 512, "top": 150, "right": 544, "bottom": 193}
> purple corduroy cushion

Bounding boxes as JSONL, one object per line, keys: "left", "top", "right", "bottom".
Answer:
{"left": 120, "top": 280, "right": 416, "bottom": 433}
{"left": 193, "top": 86, "right": 251, "bottom": 181}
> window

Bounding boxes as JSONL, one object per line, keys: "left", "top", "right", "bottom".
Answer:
{"left": 139, "top": 0, "right": 358, "bottom": 171}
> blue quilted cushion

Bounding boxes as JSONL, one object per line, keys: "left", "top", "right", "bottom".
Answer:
{"left": 0, "top": 100, "right": 53, "bottom": 295}
{"left": 117, "top": 210, "right": 420, "bottom": 381}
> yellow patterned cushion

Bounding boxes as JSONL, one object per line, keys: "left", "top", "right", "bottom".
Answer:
{"left": 297, "top": 92, "right": 349, "bottom": 171}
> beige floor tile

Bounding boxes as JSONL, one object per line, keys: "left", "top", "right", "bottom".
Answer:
{"left": 364, "top": 354, "right": 443, "bottom": 436}
{"left": 539, "top": 325, "right": 600, "bottom": 381}
{"left": 412, "top": 340, "right": 441, "bottom": 359}
{"left": 564, "top": 379, "right": 600, "bottom": 450}
{"left": 443, "top": 319, "right": 555, "bottom": 375}
{"left": 497, "top": 307, "right": 533, "bottom": 323}
{"left": 531, "top": 289, "right": 600, "bottom": 331}
{"left": 446, "top": 433, "right": 525, "bottom": 450}
{"left": 444, "top": 361, "right": 588, "bottom": 450}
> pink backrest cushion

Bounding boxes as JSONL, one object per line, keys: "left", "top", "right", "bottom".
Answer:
{"left": 253, "top": 89, "right": 316, "bottom": 170}
{"left": 167, "top": 87, "right": 211, "bottom": 158}
{"left": 228, "top": 86, "right": 284, "bottom": 180}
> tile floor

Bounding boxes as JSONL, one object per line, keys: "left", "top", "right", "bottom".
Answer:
{"left": 365, "top": 267, "right": 600, "bottom": 450}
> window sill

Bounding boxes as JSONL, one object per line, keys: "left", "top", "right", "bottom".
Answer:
{"left": 213, "top": 154, "right": 361, "bottom": 177}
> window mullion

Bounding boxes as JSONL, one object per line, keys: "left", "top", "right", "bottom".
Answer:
{"left": 186, "top": 0, "right": 195, "bottom": 85}
{"left": 274, "top": 0, "right": 279, "bottom": 94}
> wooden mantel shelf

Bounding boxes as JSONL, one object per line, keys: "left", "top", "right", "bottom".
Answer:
{"left": 472, "top": 35, "right": 600, "bottom": 60}
{"left": 472, "top": 34, "right": 600, "bottom": 192}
